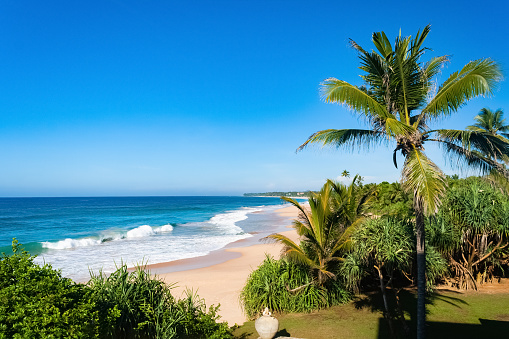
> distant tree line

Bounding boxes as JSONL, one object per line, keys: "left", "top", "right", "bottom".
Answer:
{"left": 244, "top": 191, "right": 315, "bottom": 197}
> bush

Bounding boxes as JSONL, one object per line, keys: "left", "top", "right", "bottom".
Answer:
{"left": 88, "top": 264, "right": 233, "bottom": 339}
{"left": 0, "top": 239, "right": 107, "bottom": 338}
{"left": 0, "top": 240, "right": 233, "bottom": 339}
{"left": 240, "top": 255, "right": 350, "bottom": 319}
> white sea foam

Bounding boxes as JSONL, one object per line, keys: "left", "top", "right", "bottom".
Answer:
{"left": 207, "top": 207, "right": 262, "bottom": 234}
{"left": 42, "top": 237, "right": 102, "bottom": 250}
{"left": 126, "top": 225, "right": 154, "bottom": 238}
{"left": 41, "top": 223, "right": 174, "bottom": 250}
{"left": 35, "top": 205, "right": 285, "bottom": 281}
{"left": 158, "top": 224, "right": 173, "bottom": 232}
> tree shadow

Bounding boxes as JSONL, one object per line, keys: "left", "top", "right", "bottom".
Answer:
{"left": 354, "top": 289, "right": 471, "bottom": 338}
{"left": 376, "top": 318, "right": 509, "bottom": 339}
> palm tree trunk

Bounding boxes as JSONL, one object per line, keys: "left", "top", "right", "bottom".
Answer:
{"left": 415, "top": 201, "right": 426, "bottom": 339}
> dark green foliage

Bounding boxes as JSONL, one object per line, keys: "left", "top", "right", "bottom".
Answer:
{"left": 0, "top": 240, "right": 233, "bottom": 339}
{"left": 240, "top": 255, "right": 350, "bottom": 319}
{"left": 427, "top": 177, "right": 509, "bottom": 289}
{"left": 342, "top": 218, "right": 415, "bottom": 291}
{"left": 0, "top": 239, "right": 106, "bottom": 339}
{"left": 342, "top": 218, "right": 447, "bottom": 293}
{"left": 365, "top": 182, "right": 414, "bottom": 218}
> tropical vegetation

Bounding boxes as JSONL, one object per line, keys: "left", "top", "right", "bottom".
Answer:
{"left": 427, "top": 176, "right": 509, "bottom": 290}
{"left": 0, "top": 240, "right": 233, "bottom": 339}
{"left": 265, "top": 177, "right": 374, "bottom": 286}
{"left": 241, "top": 173, "right": 509, "bottom": 338}
{"left": 240, "top": 255, "right": 350, "bottom": 318}
{"left": 296, "top": 25, "right": 503, "bottom": 338}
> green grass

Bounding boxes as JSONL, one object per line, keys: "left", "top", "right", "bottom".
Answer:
{"left": 233, "top": 289, "right": 509, "bottom": 339}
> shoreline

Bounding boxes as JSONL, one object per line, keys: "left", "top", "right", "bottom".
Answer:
{"left": 154, "top": 204, "right": 302, "bottom": 326}
{"left": 136, "top": 203, "right": 299, "bottom": 275}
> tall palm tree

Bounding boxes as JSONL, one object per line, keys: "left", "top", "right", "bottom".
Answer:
{"left": 297, "top": 26, "right": 503, "bottom": 338}
{"left": 266, "top": 177, "right": 373, "bottom": 286}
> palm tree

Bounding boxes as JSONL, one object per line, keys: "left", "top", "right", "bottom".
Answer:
{"left": 266, "top": 177, "right": 373, "bottom": 287}
{"left": 297, "top": 26, "right": 503, "bottom": 338}
{"left": 467, "top": 108, "right": 509, "bottom": 165}
{"left": 341, "top": 170, "right": 350, "bottom": 177}
{"left": 467, "top": 108, "right": 509, "bottom": 140}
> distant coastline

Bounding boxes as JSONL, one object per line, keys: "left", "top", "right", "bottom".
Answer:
{"left": 244, "top": 191, "right": 314, "bottom": 198}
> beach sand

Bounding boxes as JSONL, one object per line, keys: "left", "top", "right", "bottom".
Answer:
{"left": 157, "top": 205, "right": 301, "bottom": 326}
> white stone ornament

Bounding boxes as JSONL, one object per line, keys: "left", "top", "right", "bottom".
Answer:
{"left": 255, "top": 307, "right": 279, "bottom": 339}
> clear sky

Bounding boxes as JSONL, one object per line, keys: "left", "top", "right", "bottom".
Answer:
{"left": 1, "top": 0, "right": 508, "bottom": 197}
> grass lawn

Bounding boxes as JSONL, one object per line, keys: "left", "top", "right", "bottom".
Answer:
{"left": 233, "top": 288, "right": 509, "bottom": 339}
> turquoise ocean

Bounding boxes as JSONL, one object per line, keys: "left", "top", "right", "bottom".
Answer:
{"left": 0, "top": 196, "right": 295, "bottom": 281}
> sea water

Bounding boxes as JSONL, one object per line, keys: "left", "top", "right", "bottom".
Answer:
{"left": 0, "top": 196, "right": 295, "bottom": 281}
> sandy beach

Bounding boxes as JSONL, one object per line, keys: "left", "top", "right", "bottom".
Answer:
{"left": 157, "top": 205, "right": 301, "bottom": 326}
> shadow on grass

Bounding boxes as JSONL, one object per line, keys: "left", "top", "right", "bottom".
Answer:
{"left": 376, "top": 318, "right": 509, "bottom": 339}
{"left": 234, "top": 327, "right": 292, "bottom": 338}
{"left": 354, "top": 289, "right": 473, "bottom": 338}
{"left": 351, "top": 288, "right": 509, "bottom": 338}
{"left": 233, "top": 331, "right": 253, "bottom": 339}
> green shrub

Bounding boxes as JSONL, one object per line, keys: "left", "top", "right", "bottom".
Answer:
{"left": 0, "top": 240, "right": 233, "bottom": 339}
{"left": 88, "top": 264, "right": 233, "bottom": 339}
{"left": 240, "top": 255, "right": 350, "bottom": 319}
{"left": 0, "top": 239, "right": 110, "bottom": 339}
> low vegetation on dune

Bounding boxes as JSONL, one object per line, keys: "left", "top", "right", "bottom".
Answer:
{"left": 0, "top": 240, "right": 234, "bottom": 339}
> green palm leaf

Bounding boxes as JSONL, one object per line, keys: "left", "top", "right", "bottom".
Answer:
{"left": 423, "top": 59, "right": 502, "bottom": 118}
{"left": 429, "top": 137, "right": 508, "bottom": 177}
{"left": 297, "top": 128, "right": 386, "bottom": 152}
{"left": 431, "top": 129, "right": 509, "bottom": 161}
{"left": 423, "top": 55, "right": 449, "bottom": 81}
{"left": 321, "top": 78, "right": 392, "bottom": 120}
{"left": 401, "top": 148, "right": 446, "bottom": 215}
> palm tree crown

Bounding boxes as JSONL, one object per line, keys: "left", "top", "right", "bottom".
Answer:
{"left": 298, "top": 25, "right": 504, "bottom": 215}
{"left": 466, "top": 108, "right": 509, "bottom": 165}
{"left": 467, "top": 107, "right": 509, "bottom": 139}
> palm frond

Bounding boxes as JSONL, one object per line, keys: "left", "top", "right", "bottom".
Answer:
{"left": 430, "top": 129, "right": 509, "bottom": 161}
{"left": 297, "top": 128, "right": 387, "bottom": 152}
{"left": 410, "top": 24, "right": 431, "bottom": 56}
{"left": 264, "top": 233, "right": 310, "bottom": 263}
{"left": 401, "top": 148, "right": 446, "bottom": 215}
{"left": 423, "top": 59, "right": 502, "bottom": 118}
{"left": 423, "top": 55, "right": 449, "bottom": 82}
{"left": 372, "top": 31, "right": 393, "bottom": 58}
{"left": 320, "top": 78, "right": 392, "bottom": 120}
{"left": 428, "top": 136, "right": 509, "bottom": 177}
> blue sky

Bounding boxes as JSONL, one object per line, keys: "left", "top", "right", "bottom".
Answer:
{"left": 1, "top": 0, "right": 508, "bottom": 196}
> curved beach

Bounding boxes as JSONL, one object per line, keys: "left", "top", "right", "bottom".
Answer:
{"left": 155, "top": 205, "right": 301, "bottom": 326}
